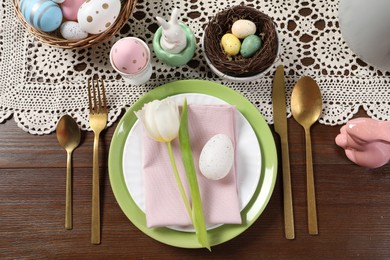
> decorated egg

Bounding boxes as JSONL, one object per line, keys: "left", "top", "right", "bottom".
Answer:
{"left": 221, "top": 33, "right": 241, "bottom": 56}
{"left": 60, "top": 21, "right": 88, "bottom": 40}
{"left": 20, "top": 0, "right": 63, "bottom": 32}
{"left": 240, "top": 35, "right": 262, "bottom": 58}
{"left": 78, "top": 0, "right": 121, "bottom": 34}
{"left": 52, "top": 0, "right": 65, "bottom": 3}
{"left": 199, "top": 134, "right": 234, "bottom": 180}
{"left": 110, "top": 37, "right": 149, "bottom": 74}
{"left": 60, "top": 0, "right": 85, "bottom": 21}
{"left": 232, "top": 19, "right": 256, "bottom": 39}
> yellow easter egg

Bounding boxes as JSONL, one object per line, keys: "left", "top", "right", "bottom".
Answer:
{"left": 220, "top": 33, "right": 241, "bottom": 56}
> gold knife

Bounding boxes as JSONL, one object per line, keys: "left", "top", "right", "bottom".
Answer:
{"left": 272, "top": 65, "right": 295, "bottom": 239}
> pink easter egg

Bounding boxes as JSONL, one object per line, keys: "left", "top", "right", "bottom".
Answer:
{"left": 111, "top": 38, "right": 149, "bottom": 74}
{"left": 60, "top": 0, "right": 85, "bottom": 21}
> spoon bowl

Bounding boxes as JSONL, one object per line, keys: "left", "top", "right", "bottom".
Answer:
{"left": 56, "top": 115, "right": 81, "bottom": 230}
{"left": 291, "top": 76, "right": 322, "bottom": 128}
{"left": 291, "top": 76, "right": 322, "bottom": 235}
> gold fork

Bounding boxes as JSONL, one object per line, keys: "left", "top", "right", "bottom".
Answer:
{"left": 87, "top": 78, "right": 107, "bottom": 245}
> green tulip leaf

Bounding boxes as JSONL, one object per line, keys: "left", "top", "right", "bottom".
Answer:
{"left": 179, "top": 98, "right": 211, "bottom": 251}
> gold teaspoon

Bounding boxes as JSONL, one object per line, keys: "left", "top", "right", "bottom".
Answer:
{"left": 291, "top": 76, "right": 322, "bottom": 235}
{"left": 56, "top": 115, "right": 81, "bottom": 230}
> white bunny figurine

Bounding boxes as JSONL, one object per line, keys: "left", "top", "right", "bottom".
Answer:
{"left": 156, "top": 8, "right": 187, "bottom": 54}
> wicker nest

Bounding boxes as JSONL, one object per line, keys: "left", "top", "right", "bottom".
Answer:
{"left": 204, "top": 5, "right": 278, "bottom": 77}
{"left": 12, "top": 0, "right": 137, "bottom": 49}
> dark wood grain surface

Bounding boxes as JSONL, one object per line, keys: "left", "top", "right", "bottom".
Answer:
{"left": 1, "top": 107, "right": 390, "bottom": 259}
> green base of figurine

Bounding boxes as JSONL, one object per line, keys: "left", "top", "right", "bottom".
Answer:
{"left": 153, "top": 23, "right": 196, "bottom": 67}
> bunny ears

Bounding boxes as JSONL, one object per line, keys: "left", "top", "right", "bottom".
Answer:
{"left": 156, "top": 8, "right": 180, "bottom": 29}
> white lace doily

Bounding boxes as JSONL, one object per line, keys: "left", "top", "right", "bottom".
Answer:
{"left": 1, "top": 0, "right": 389, "bottom": 135}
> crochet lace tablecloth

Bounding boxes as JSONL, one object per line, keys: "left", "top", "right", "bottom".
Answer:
{"left": 1, "top": 0, "right": 389, "bottom": 135}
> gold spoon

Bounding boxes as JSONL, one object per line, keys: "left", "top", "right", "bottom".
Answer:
{"left": 56, "top": 115, "right": 81, "bottom": 230}
{"left": 291, "top": 76, "right": 322, "bottom": 235}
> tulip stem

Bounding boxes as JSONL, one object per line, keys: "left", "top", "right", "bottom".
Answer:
{"left": 166, "top": 142, "right": 193, "bottom": 221}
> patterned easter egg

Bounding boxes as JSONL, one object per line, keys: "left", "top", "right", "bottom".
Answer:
{"left": 111, "top": 37, "right": 149, "bottom": 74}
{"left": 77, "top": 0, "right": 121, "bottom": 34}
{"left": 20, "top": 0, "right": 63, "bottom": 32}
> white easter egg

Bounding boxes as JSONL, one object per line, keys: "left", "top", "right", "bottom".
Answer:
{"left": 60, "top": 21, "right": 88, "bottom": 40}
{"left": 77, "top": 0, "right": 121, "bottom": 34}
{"left": 231, "top": 19, "right": 257, "bottom": 39}
{"left": 52, "top": 0, "right": 65, "bottom": 3}
{"left": 199, "top": 134, "right": 234, "bottom": 180}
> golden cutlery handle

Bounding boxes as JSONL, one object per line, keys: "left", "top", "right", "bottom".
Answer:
{"left": 280, "top": 137, "right": 295, "bottom": 239}
{"left": 65, "top": 151, "right": 72, "bottom": 230}
{"left": 91, "top": 133, "right": 101, "bottom": 244}
{"left": 305, "top": 128, "right": 318, "bottom": 235}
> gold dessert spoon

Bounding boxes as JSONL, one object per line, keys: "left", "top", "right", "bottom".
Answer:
{"left": 291, "top": 76, "right": 322, "bottom": 235}
{"left": 56, "top": 115, "right": 81, "bottom": 230}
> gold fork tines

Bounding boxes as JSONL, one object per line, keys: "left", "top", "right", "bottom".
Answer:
{"left": 87, "top": 78, "right": 108, "bottom": 245}
{"left": 88, "top": 79, "right": 107, "bottom": 114}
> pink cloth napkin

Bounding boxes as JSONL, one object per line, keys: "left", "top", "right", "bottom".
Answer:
{"left": 141, "top": 104, "right": 242, "bottom": 228}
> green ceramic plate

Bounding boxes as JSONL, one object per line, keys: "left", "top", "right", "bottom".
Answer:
{"left": 108, "top": 79, "right": 277, "bottom": 248}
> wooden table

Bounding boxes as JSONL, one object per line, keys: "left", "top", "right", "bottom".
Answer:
{"left": 1, "top": 107, "right": 390, "bottom": 259}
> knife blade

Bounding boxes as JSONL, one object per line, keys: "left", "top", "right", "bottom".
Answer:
{"left": 272, "top": 65, "right": 295, "bottom": 240}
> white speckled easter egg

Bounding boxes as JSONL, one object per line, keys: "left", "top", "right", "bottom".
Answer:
{"left": 77, "top": 0, "right": 121, "bottom": 34}
{"left": 60, "top": 0, "right": 85, "bottom": 21}
{"left": 199, "top": 134, "right": 234, "bottom": 180}
{"left": 60, "top": 21, "right": 88, "bottom": 40}
{"left": 232, "top": 19, "right": 256, "bottom": 39}
{"left": 20, "top": 0, "right": 63, "bottom": 32}
{"left": 111, "top": 37, "right": 149, "bottom": 74}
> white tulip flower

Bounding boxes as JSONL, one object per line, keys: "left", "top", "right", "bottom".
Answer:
{"left": 134, "top": 98, "right": 180, "bottom": 143}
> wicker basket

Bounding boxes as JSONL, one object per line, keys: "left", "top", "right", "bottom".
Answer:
{"left": 13, "top": 0, "right": 137, "bottom": 49}
{"left": 204, "top": 5, "right": 278, "bottom": 78}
